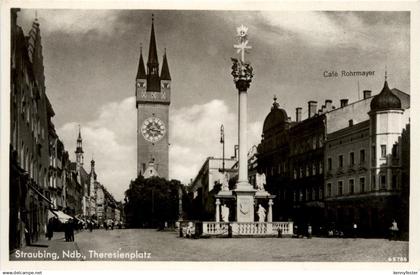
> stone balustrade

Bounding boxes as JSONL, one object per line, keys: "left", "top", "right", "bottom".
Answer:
{"left": 201, "top": 221, "right": 293, "bottom": 237}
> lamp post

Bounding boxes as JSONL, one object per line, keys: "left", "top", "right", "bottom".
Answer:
{"left": 220, "top": 124, "right": 225, "bottom": 172}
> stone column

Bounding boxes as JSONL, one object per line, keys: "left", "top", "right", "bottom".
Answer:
{"left": 268, "top": 199, "right": 273, "bottom": 222}
{"left": 237, "top": 84, "right": 250, "bottom": 188}
{"left": 215, "top": 198, "right": 221, "bottom": 222}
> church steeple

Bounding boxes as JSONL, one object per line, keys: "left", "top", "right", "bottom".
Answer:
{"left": 147, "top": 14, "right": 160, "bottom": 92}
{"left": 90, "top": 157, "right": 97, "bottom": 181}
{"left": 75, "top": 125, "right": 84, "bottom": 166}
{"left": 136, "top": 45, "right": 146, "bottom": 79}
{"left": 160, "top": 48, "right": 171, "bottom": 80}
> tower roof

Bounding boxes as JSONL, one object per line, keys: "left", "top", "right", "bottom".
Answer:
{"left": 147, "top": 16, "right": 158, "bottom": 66}
{"left": 370, "top": 80, "right": 402, "bottom": 112}
{"left": 160, "top": 49, "right": 171, "bottom": 80}
{"left": 77, "top": 125, "right": 82, "bottom": 142}
{"left": 136, "top": 46, "right": 146, "bottom": 79}
{"left": 263, "top": 97, "right": 288, "bottom": 133}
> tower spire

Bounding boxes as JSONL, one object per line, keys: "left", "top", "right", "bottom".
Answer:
{"left": 136, "top": 43, "right": 146, "bottom": 79}
{"left": 147, "top": 14, "right": 160, "bottom": 92}
{"left": 160, "top": 48, "right": 171, "bottom": 80}
{"left": 75, "top": 125, "right": 84, "bottom": 166}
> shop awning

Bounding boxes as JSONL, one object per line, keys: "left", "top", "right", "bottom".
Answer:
{"left": 51, "top": 210, "right": 72, "bottom": 223}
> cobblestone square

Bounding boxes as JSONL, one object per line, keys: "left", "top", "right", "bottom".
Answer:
{"left": 10, "top": 229, "right": 408, "bottom": 262}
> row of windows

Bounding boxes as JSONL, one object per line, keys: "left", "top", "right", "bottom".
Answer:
{"left": 326, "top": 174, "right": 398, "bottom": 197}
{"left": 291, "top": 134, "right": 324, "bottom": 155}
{"left": 265, "top": 161, "right": 323, "bottom": 178}
{"left": 328, "top": 149, "right": 366, "bottom": 170}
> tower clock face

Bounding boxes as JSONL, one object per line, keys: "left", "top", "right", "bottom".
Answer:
{"left": 141, "top": 117, "right": 166, "bottom": 143}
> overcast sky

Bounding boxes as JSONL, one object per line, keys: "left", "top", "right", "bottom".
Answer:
{"left": 17, "top": 10, "right": 410, "bottom": 201}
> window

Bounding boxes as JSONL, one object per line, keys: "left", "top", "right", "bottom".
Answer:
{"left": 293, "top": 169, "right": 297, "bottom": 179}
{"left": 360, "top": 149, "right": 365, "bottom": 163}
{"left": 350, "top": 152, "right": 355, "bottom": 166}
{"left": 360, "top": 177, "right": 365, "bottom": 193}
{"left": 312, "top": 163, "right": 316, "bottom": 175}
{"left": 319, "top": 162, "right": 323, "bottom": 174}
{"left": 312, "top": 137, "right": 317, "bottom": 149}
{"left": 392, "top": 175, "right": 397, "bottom": 189}
{"left": 327, "top": 183, "right": 332, "bottom": 197}
{"left": 380, "top": 175, "right": 386, "bottom": 190}
{"left": 381, "top": 145, "right": 386, "bottom": 158}
{"left": 306, "top": 165, "right": 310, "bottom": 177}
{"left": 318, "top": 134, "right": 323, "bottom": 147}
{"left": 349, "top": 179, "right": 355, "bottom": 194}
{"left": 338, "top": 181, "right": 343, "bottom": 196}
{"left": 349, "top": 119, "right": 353, "bottom": 126}
{"left": 312, "top": 188, "right": 316, "bottom": 200}
{"left": 328, "top": 158, "right": 332, "bottom": 170}
{"left": 319, "top": 187, "right": 323, "bottom": 200}
{"left": 339, "top": 155, "right": 343, "bottom": 168}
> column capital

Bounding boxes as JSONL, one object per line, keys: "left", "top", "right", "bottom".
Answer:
{"left": 235, "top": 79, "right": 251, "bottom": 91}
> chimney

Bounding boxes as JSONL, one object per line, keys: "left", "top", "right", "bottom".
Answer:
{"left": 340, "top": 99, "right": 349, "bottom": 108}
{"left": 363, "top": 90, "right": 372, "bottom": 99}
{"left": 296, "top": 107, "right": 302, "bottom": 122}
{"left": 325, "top": 100, "right": 332, "bottom": 112}
{"left": 308, "top": 101, "right": 317, "bottom": 118}
{"left": 321, "top": 105, "right": 326, "bottom": 113}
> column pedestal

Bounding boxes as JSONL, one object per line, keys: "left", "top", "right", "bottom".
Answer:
{"left": 235, "top": 190, "right": 256, "bottom": 222}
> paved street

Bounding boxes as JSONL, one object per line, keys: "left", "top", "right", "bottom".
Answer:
{"left": 10, "top": 229, "right": 408, "bottom": 262}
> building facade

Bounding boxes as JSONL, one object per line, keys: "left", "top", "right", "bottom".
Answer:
{"left": 257, "top": 79, "right": 409, "bottom": 237}
{"left": 324, "top": 81, "right": 410, "bottom": 237}
{"left": 136, "top": 17, "right": 171, "bottom": 179}
{"left": 258, "top": 97, "right": 327, "bottom": 232}
{"left": 10, "top": 10, "right": 53, "bottom": 250}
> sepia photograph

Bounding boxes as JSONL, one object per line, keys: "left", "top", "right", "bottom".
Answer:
{"left": 1, "top": 1, "right": 419, "bottom": 272}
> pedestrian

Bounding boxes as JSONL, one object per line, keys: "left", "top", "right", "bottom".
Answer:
{"left": 46, "top": 218, "right": 54, "bottom": 240}
{"left": 64, "top": 221, "right": 69, "bottom": 242}
{"left": 389, "top": 220, "right": 399, "bottom": 240}
{"left": 307, "top": 224, "right": 312, "bottom": 239}
{"left": 70, "top": 219, "right": 75, "bottom": 242}
{"left": 353, "top": 223, "right": 358, "bottom": 238}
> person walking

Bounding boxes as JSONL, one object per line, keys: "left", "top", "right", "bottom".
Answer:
{"left": 69, "top": 219, "right": 75, "bottom": 242}
{"left": 353, "top": 223, "right": 358, "bottom": 238}
{"left": 389, "top": 220, "right": 399, "bottom": 240}
{"left": 46, "top": 218, "right": 54, "bottom": 240}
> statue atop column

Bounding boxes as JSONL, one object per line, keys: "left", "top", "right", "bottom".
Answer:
{"left": 257, "top": 204, "right": 266, "bottom": 222}
{"left": 231, "top": 25, "right": 253, "bottom": 89}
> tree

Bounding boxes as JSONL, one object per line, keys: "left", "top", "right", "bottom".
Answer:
{"left": 124, "top": 175, "right": 187, "bottom": 228}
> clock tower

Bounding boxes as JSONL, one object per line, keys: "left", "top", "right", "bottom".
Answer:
{"left": 136, "top": 16, "right": 171, "bottom": 179}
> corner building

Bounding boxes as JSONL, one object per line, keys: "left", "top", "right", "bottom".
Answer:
{"left": 324, "top": 81, "right": 410, "bottom": 238}
{"left": 136, "top": 17, "right": 171, "bottom": 179}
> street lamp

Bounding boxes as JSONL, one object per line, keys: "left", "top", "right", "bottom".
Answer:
{"left": 220, "top": 124, "right": 225, "bottom": 172}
